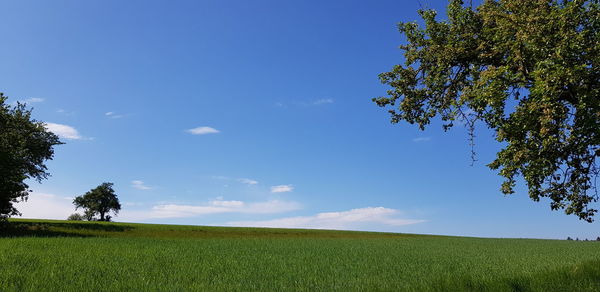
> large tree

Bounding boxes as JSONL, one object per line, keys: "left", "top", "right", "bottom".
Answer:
{"left": 374, "top": 0, "right": 599, "bottom": 221}
{"left": 0, "top": 93, "right": 62, "bottom": 220}
{"left": 73, "top": 182, "right": 121, "bottom": 221}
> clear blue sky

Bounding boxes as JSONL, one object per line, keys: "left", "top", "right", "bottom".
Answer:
{"left": 2, "top": 0, "right": 597, "bottom": 239}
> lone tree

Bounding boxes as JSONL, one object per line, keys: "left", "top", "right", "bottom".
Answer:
{"left": 73, "top": 182, "right": 121, "bottom": 221}
{"left": 374, "top": 0, "right": 599, "bottom": 221}
{"left": 0, "top": 93, "right": 62, "bottom": 220}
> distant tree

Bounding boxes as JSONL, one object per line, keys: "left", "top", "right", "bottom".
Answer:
{"left": 0, "top": 93, "right": 62, "bottom": 220}
{"left": 596, "top": 237, "right": 600, "bottom": 241}
{"left": 73, "top": 182, "right": 121, "bottom": 221}
{"left": 67, "top": 213, "right": 84, "bottom": 221}
{"left": 374, "top": 0, "right": 600, "bottom": 221}
{"left": 567, "top": 237, "right": 573, "bottom": 241}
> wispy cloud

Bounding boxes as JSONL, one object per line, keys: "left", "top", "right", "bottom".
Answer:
{"left": 121, "top": 199, "right": 302, "bottom": 220}
{"left": 210, "top": 199, "right": 244, "bottom": 207}
{"left": 276, "top": 98, "right": 335, "bottom": 108}
{"left": 56, "top": 108, "right": 76, "bottom": 116}
{"left": 412, "top": 137, "right": 431, "bottom": 143}
{"left": 44, "top": 122, "right": 83, "bottom": 140}
{"left": 227, "top": 207, "right": 425, "bottom": 231}
{"left": 186, "top": 126, "right": 220, "bottom": 135}
{"left": 131, "top": 180, "right": 153, "bottom": 190}
{"left": 211, "top": 176, "right": 259, "bottom": 185}
{"left": 238, "top": 178, "right": 258, "bottom": 185}
{"left": 11, "top": 97, "right": 45, "bottom": 105}
{"left": 24, "top": 97, "right": 44, "bottom": 103}
{"left": 105, "top": 111, "right": 128, "bottom": 119}
{"left": 271, "top": 185, "right": 293, "bottom": 193}
{"left": 312, "top": 98, "right": 334, "bottom": 105}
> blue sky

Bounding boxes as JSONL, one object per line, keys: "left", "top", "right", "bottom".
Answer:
{"left": 2, "top": 0, "right": 597, "bottom": 239}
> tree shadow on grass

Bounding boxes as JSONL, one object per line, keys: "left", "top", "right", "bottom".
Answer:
{"left": 0, "top": 221, "right": 135, "bottom": 238}
{"left": 0, "top": 226, "right": 92, "bottom": 238}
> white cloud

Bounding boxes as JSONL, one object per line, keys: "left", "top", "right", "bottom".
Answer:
{"left": 238, "top": 178, "right": 258, "bottom": 185}
{"left": 24, "top": 97, "right": 44, "bottom": 103}
{"left": 271, "top": 185, "right": 293, "bottom": 193}
{"left": 276, "top": 98, "right": 334, "bottom": 108}
{"left": 312, "top": 98, "right": 334, "bottom": 105}
{"left": 412, "top": 137, "right": 431, "bottom": 143}
{"left": 56, "top": 109, "right": 76, "bottom": 116}
{"left": 121, "top": 199, "right": 302, "bottom": 220}
{"left": 11, "top": 97, "right": 45, "bottom": 105}
{"left": 227, "top": 207, "right": 425, "bottom": 231}
{"left": 44, "top": 122, "right": 83, "bottom": 140}
{"left": 186, "top": 126, "right": 220, "bottom": 135}
{"left": 13, "top": 192, "right": 75, "bottom": 220}
{"left": 210, "top": 177, "right": 258, "bottom": 185}
{"left": 105, "top": 111, "right": 127, "bottom": 119}
{"left": 210, "top": 199, "right": 244, "bottom": 207}
{"left": 131, "top": 180, "right": 152, "bottom": 190}
{"left": 124, "top": 202, "right": 145, "bottom": 207}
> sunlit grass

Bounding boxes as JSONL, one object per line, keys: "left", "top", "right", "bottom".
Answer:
{"left": 1, "top": 219, "right": 599, "bottom": 291}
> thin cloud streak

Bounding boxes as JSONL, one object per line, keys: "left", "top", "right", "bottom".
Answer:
{"left": 276, "top": 98, "right": 334, "bottom": 108}
{"left": 238, "top": 178, "right": 258, "bottom": 185}
{"left": 24, "top": 97, "right": 44, "bottom": 103}
{"left": 186, "top": 126, "right": 220, "bottom": 135}
{"left": 121, "top": 199, "right": 302, "bottom": 220}
{"left": 412, "top": 137, "right": 431, "bottom": 143}
{"left": 312, "top": 98, "right": 334, "bottom": 105}
{"left": 11, "top": 97, "right": 44, "bottom": 105}
{"left": 227, "top": 207, "right": 425, "bottom": 231}
{"left": 105, "top": 111, "right": 128, "bottom": 119}
{"left": 271, "top": 185, "right": 293, "bottom": 193}
{"left": 131, "top": 180, "right": 153, "bottom": 190}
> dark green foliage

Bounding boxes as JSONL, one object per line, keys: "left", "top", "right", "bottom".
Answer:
{"left": 374, "top": 0, "right": 600, "bottom": 221}
{"left": 73, "top": 183, "right": 121, "bottom": 221}
{"left": 0, "top": 93, "right": 62, "bottom": 220}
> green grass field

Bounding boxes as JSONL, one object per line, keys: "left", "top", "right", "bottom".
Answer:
{"left": 1, "top": 219, "right": 599, "bottom": 291}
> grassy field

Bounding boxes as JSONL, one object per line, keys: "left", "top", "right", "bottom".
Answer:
{"left": 1, "top": 219, "right": 599, "bottom": 291}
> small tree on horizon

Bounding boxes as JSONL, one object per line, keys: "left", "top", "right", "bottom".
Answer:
{"left": 73, "top": 182, "right": 121, "bottom": 221}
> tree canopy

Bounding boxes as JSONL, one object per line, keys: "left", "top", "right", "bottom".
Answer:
{"left": 374, "top": 0, "right": 599, "bottom": 221}
{"left": 73, "top": 182, "right": 121, "bottom": 221}
{"left": 0, "top": 93, "right": 62, "bottom": 220}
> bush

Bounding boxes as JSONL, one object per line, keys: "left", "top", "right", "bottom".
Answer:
{"left": 67, "top": 213, "right": 84, "bottom": 221}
